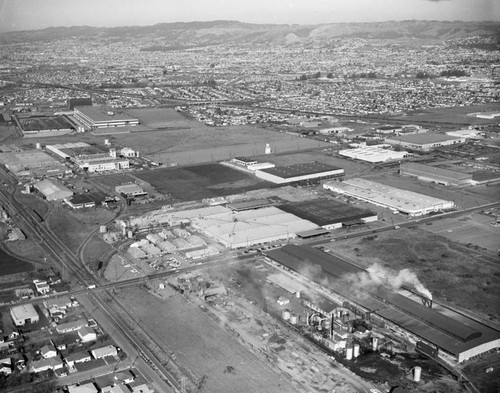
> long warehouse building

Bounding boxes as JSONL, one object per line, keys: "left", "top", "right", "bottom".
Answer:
{"left": 323, "top": 178, "right": 454, "bottom": 217}
{"left": 265, "top": 245, "right": 500, "bottom": 363}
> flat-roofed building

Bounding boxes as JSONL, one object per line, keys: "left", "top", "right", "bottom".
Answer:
{"left": 280, "top": 199, "right": 377, "bottom": 230}
{"left": 323, "top": 178, "right": 454, "bottom": 217}
{"left": 339, "top": 146, "right": 409, "bottom": 163}
{"left": 192, "top": 206, "right": 318, "bottom": 249}
{"left": 10, "top": 304, "right": 39, "bottom": 326}
{"left": 74, "top": 106, "right": 139, "bottom": 129}
{"left": 255, "top": 161, "right": 344, "bottom": 184}
{"left": 34, "top": 179, "right": 73, "bottom": 201}
{"left": 0, "top": 150, "right": 66, "bottom": 177}
{"left": 400, "top": 162, "right": 473, "bottom": 186}
{"left": 115, "top": 183, "right": 147, "bottom": 197}
{"left": 385, "top": 133, "right": 466, "bottom": 151}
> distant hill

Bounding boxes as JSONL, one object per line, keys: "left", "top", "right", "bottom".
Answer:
{"left": 1, "top": 20, "right": 499, "bottom": 46}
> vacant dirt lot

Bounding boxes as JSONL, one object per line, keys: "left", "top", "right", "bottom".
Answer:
{"left": 113, "top": 285, "right": 300, "bottom": 393}
{"left": 329, "top": 227, "right": 500, "bottom": 323}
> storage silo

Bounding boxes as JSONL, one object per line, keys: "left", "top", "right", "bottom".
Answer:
{"left": 346, "top": 347, "right": 353, "bottom": 360}
{"left": 413, "top": 366, "right": 422, "bottom": 382}
{"left": 353, "top": 343, "right": 360, "bottom": 358}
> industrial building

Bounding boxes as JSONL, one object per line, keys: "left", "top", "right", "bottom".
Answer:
{"left": 73, "top": 106, "right": 139, "bottom": 129}
{"left": 10, "top": 304, "right": 39, "bottom": 326}
{"left": 323, "top": 178, "right": 454, "bottom": 217}
{"left": 339, "top": 146, "right": 409, "bottom": 163}
{"left": 400, "top": 162, "right": 473, "bottom": 186}
{"left": 255, "top": 161, "right": 344, "bottom": 184}
{"left": 191, "top": 206, "right": 318, "bottom": 249}
{"left": 115, "top": 183, "right": 147, "bottom": 198}
{"left": 34, "top": 179, "right": 73, "bottom": 201}
{"left": 0, "top": 150, "right": 67, "bottom": 177}
{"left": 385, "top": 133, "right": 466, "bottom": 151}
{"left": 279, "top": 199, "right": 378, "bottom": 230}
{"left": 265, "top": 245, "right": 500, "bottom": 363}
{"left": 445, "top": 129, "right": 484, "bottom": 140}
{"left": 46, "top": 142, "right": 129, "bottom": 173}
{"left": 128, "top": 205, "right": 319, "bottom": 249}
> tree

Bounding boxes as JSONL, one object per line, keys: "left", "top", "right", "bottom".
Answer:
{"left": 326, "top": 72, "right": 333, "bottom": 79}
{"left": 206, "top": 78, "right": 217, "bottom": 87}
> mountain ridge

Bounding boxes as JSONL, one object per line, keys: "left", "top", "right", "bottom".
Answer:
{"left": 1, "top": 20, "right": 499, "bottom": 45}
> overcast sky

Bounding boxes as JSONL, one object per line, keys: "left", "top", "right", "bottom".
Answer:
{"left": 1, "top": 0, "right": 499, "bottom": 32}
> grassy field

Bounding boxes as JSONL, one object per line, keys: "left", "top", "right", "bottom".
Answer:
{"left": 422, "top": 211, "right": 500, "bottom": 252}
{"left": 47, "top": 206, "right": 115, "bottom": 253}
{"left": 462, "top": 351, "right": 500, "bottom": 393}
{"left": 135, "top": 163, "right": 273, "bottom": 202}
{"left": 329, "top": 227, "right": 500, "bottom": 322}
{"left": 0, "top": 247, "right": 34, "bottom": 276}
{"left": 387, "top": 103, "right": 500, "bottom": 128}
{"left": 81, "top": 234, "right": 116, "bottom": 272}
{"left": 114, "top": 285, "right": 299, "bottom": 393}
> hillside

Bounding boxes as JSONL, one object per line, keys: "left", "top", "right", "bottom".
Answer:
{"left": 1, "top": 20, "right": 499, "bottom": 46}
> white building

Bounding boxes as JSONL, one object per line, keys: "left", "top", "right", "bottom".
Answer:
{"left": 74, "top": 106, "right": 139, "bottom": 129}
{"left": 91, "top": 345, "right": 118, "bottom": 359}
{"left": 385, "top": 133, "right": 466, "bottom": 151}
{"left": 339, "top": 146, "right": 409, "bottom": 163}
{"left": 255, "top": 161, "right": 344, "bottom": 185}
{"left": 10, "top": 304, "right": 39, "bottom": 326}
{"left": 323, "top": 178, "right": 454, "bottom": 217}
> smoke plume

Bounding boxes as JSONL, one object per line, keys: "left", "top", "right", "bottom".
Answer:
{"left": 345, "top": 263, "right": 432, "bottom": 300}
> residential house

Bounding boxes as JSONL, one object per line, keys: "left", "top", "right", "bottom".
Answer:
{"left": 31, "top": 357, "right": 64, "bottom": 373}
{"left": 55, "top": 319, "right": 88, "bottom": 334}
{"left": 40, "top": 344, "right": 57, "bottom": 359}
{"left": 68, "top": 382, "right": 98, "bottom": 393}
{"left": 64, "top": 351, "right": 91, "bottom": 368}
{"left": 78, "top": 327, "right": 97, "bottom": 343}
{"left": 91, "top": 345, "right": 117, "bottom": 359}
{"left": 101, "top": 385, "right": 129, "bottom": 393}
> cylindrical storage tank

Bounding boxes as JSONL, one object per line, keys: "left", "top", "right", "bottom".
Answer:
{"left": 290, "top": 314, "right": 298, "bottom": 325}
{"left": 104, "top": 139, "right": 109, "bottom": 145}
{"left": 36, "top": 142, "right": 41, "bottom": 149}
{"left": 353, "top": 344, "right": 360, "bottom": 358}
{"left": 25, "top": 184, "right": 31, "bottom": 193}
{"left": 282, "top": 310, "right": 291, "bottom": 321}
{"left": 295, "top": 290, "right": 301, "bottom": 298}
{"left": 127, "top": 230, "right": 134, "bottom": 238}
{"left": 413, "top": 366, "right": 422, "bottom": 382}
{"left": 372, "top": 337, "right": 378, "bottom": 351}
{"left": 99, "top": 225, "right": 107, "bottom": 233}
{"left": 346, "top": 347, "right": 353, "bottom": 360}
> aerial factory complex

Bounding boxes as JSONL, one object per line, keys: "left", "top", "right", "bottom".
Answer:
{"left": 0, "top": 17, "right": 499, "bottom": 393}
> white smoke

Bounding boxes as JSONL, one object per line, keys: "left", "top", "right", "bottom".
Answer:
{"left": 345, "top": 263, "right": 432, "bottom": 300}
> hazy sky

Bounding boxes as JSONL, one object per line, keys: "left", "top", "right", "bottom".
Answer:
{"left": 1, "top": 0, "right": 499, "bottom": 32}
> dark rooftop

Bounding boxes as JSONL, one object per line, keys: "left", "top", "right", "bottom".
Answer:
{"left": 259, "top": 161, "right": 343, "bottom": 179}
{"left": 279, "top": 198, "right": 376, "bottom": 227}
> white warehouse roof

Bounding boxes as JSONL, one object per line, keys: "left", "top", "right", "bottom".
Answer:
{"left": 339, "top": 146, "right": 409, "bottom": 163}
{"left": 323, "top": 178, "right": 454, "bottom": 217}
{"left": 192, "top": 206, "right": 318, "bottom": 249}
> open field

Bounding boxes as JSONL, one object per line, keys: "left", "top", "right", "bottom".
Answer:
{"left": 47, "top": 206, "right": 115, "bottom": 253}
{"left": 91, "top": 173, "right": 138, "bottom": 189}
{"left": 0, "top": 246, "right": 34, "bottom": 276}
{"left": 81, "top": 234, "right": 116, "bottom": 272}
{"left": 112, "top": 124, "right": 328, "bottom": 166}
{"left": 114, "top": 285, "right": 300, "bottom": 393}
{"left": 462, "top": 351, "right": 500, "bottom": 393}
{"left": 387, "top": 103, "right": 500, "bottom": 128}
{"left": 135, "top": 163, "right": 274, "bottom": 202}
{"left": 367, "top": 171, "right": 499, "bottom": 208}
{"left": 328, "top": 227, "right": 500, "bottom": 323}
{"left": 0, "top": 125, "right": 19, "bottom": 144}
{"left": 422, "top": 211, "right": 500, "bottom": 252}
